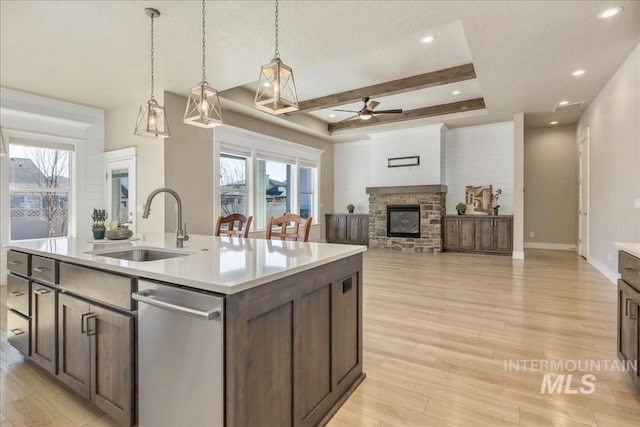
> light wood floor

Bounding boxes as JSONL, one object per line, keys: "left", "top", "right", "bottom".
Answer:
{"left": 2, "top": 249, "right": 639, "bottom": 426}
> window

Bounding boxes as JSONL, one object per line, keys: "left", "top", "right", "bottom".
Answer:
{"left": 9, "top": 144, "right": 72, "bottom": 240}
{"left": 299, "top": 167, "right": 314, "bottom": 219}
{"left": 220, "top": 154, "right": 247, "bottom": 216}
{"left": 256, "top": 159, "right": 291, "bottom": 229}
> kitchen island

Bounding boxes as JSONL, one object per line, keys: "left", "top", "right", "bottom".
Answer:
{"left": 5, "top": 233, "right": 366, "bottom": 427}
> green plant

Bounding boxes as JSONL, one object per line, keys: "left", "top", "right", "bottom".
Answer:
{"left": 456, "top": 203, "right": 467, "bottom": 213}
{"left": 346, "top": 204, "right": 355, "bottom": 213}
{"left": 91, "top": 209, "right": 108, "bottom": 231}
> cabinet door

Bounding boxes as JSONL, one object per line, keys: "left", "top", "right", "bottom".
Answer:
{"left": 326, "top": 215, "right": 347, "bottom": 243}
{"left": 58, "top": 293, "right": 91, "bottom": 398}
{"left": 90, "top": 304, "right": 134, "bottom": 427}
{"left": 31, "top": 283, "right": 57, "bottom": 374}
{"left": 459, "top": 218, "right": 475, "bottom": 250}
{"left": 443, "top": 218, "right": 460, "bottom": 250}
{"left": 618, "top": 280, "right": 639, "bottom": 384}
{"left": 347, "top": 216, "right": 368, "bottom": 245}
{"left": 474, "top": 218, "right": 495, "bottom": 251}
{"left": 494, "top": 217, "right": 513, "bottom": 252}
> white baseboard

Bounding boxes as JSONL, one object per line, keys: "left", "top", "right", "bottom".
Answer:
{"left": 587, "top": 256, "right": 619, "bottom": 285}
{"left": 512, "top": 251, "right": 525, "bottom": 260}
{"left": 524, "top": 242, "right": 577, "bottom": 251}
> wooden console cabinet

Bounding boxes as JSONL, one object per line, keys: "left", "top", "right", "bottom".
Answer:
{"left": 443, "top": 215, "right": 513, "bottom": 255}
{"left": 326, "top": 214, "right": 369, "bottom": 245}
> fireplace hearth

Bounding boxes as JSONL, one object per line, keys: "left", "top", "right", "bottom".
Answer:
{"left": 387, "top": 205, "right": 420, "bottom": 238}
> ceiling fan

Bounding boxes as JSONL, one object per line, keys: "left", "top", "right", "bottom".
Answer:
{"left": 334, "top": 97, "right": 403, "bottom": 121}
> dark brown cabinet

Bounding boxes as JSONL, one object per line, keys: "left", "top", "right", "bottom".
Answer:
{"left": 443, "top": 217, "right": 475, "bottom": 250}
{"left": 226, "top": 254, "right": 363, "bottom": 427}
{"left": 326, "top": 214, "right": 369, "bottom": 245}
{"left": 617, "top": 251, "right": 640, "bottom": 388}
{"left": 31, "top": 282, "right": 58, "bottom": 374}
{"left": 443, "top": 215, "right": 513, "bottom": 255}
{"left": 57, "top": 281, "right": 135, "bottom": 426}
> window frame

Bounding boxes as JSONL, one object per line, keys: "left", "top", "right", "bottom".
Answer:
{"left": 7, "top": 141, "right": 74, "bottom": 241}
{"left": 214, "top": 125, "right": 323, "bottom": 233}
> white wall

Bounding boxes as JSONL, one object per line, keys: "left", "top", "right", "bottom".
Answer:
{"left": 444, "top": 121, "right": 515, "bottom": 215}
{"left": 334, "top": 141, "right": 371, "bottom": 214}
{"left": 369, "top": 125, "right": 444, "bottom": 187}
{"left": 577, "top": 44, "right": 640, "bottom": 282}
{"left": 0, "top": 89, "right": 104, "bottom": 282}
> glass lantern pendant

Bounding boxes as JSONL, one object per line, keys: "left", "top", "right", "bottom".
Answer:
{"left": 184, "top": 0, "right": 223, "bottom": 128}
{"left": 254, "top": 0, "right": 299, "bottom": 115}
{"left": 135, "top": 8, "right": 170, "bottom": 139}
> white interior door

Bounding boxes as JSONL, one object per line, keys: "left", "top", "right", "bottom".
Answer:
{"left": 105, "top": 148, "right": 136, "bottom": 233}
{"left": 578, "top": 128, "right": 589, "bottom": 258}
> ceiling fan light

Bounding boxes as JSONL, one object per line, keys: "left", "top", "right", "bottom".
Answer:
{"left": 184, "top": 81, "right": 223, "bottom": 128}
{"left": 135, "top": 99, "right": 170, "bottom": 138}
{"left": 255, "top": 57, "right": 299, "bottom": 114}
{"left": 359, "top": 113, "right": 373, "bottom": 120}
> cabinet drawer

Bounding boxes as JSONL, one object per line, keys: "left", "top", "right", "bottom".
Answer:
{"left": 620, "top": 251, "right": 640, "bottom": 289}
{"left": 7, "top": 251, "right": 29, "bottom": 277}
{"left": 59, "top": 262, "right": 135, "bottom": 310}
{"left": 7, "top": 309, "right": 31, "bottom": 357}
{"left": 7, "top": 274, "right": 30, "bottom": 316}
{"left": 32, "top": 255, "right": 59, "bottom": 285}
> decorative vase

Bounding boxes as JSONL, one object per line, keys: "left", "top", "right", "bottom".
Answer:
{"left": 92, "top": 229, "right": 105, "bottom": 240}
{"left": 493, "top": 207, "right": 499, "bottom": 215}
{"left": 348, "top": 210, "right": 354, "bottom": 214}
{"left": 457, "top": 210, "right": 464, "bottom": 215}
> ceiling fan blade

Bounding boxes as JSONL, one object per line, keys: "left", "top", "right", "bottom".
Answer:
{"left": 338, "top": 115, "right": 359, "bottom": 122}
{"left": 373, "top": 109, "right": 403, "bottom": 114}
{"left": 333, "top": 109, "right": 358, "bottom": 113}
{"left": 367, "top": 100, "right": 380, "bottom": 111}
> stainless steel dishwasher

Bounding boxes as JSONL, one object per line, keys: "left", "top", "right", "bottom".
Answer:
{"left": 133, "top": 280, "right": 224, "bottom": 427}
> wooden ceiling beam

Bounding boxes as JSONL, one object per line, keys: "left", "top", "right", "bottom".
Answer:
{"left": 328, "top": 98, "right": 486, "bottom": 133}
{"left": 295, "top": 63, "right": 476, "bottom": 113}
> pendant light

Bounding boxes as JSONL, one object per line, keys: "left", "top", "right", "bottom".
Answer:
{"left": 184, "top": 0, "right": 223, "bottom": 128}
{"left": 135, "top": 8, "right": 170, "bottom": 138}
{"left": 254, "top": 0, "right": 299, "bottom": 115}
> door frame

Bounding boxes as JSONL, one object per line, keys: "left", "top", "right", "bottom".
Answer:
{"left": 578, "top": 127, "right": 589, "bottom": 259}
{"left": 104, "top": 148, "right": 136, "bottom": 233}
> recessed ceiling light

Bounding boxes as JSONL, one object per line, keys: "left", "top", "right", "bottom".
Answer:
{"left": 329, "top": 114, "right": 336, "bottom": 118}
{"left": 597, "top": 7, "right": 623, "bottom": 19}
{"left": 550, "top": 121, "right": 559, "bottom": 125}
{"left": 571, "top": 69, "right": 586, "bottom": 77}
{"left": 421, "top": 35, "right": 436, "bottom": 44}
{"left": 558, "top": 100, "right": 570, "bottom": 106}
{"left": 451, "top": 90, "right": 461, "bottom": 95}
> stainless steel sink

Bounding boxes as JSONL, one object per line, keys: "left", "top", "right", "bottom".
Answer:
{"left": 95, "top": 248, "right": 189, "bottom": 262}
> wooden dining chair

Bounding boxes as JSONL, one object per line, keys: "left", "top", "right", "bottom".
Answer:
{"left": 215, "top": 214, "right": 253, "bottom": 238}
{"left": 266, "top": 213, "right": 312, "bottom": 242}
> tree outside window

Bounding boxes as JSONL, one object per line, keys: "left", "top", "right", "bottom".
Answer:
{"left": 9, "top": 145, "right": 71, "bottom": 239}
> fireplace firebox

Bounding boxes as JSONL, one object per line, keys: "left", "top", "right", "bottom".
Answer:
{"left": 387, "top": 205, "right": 421, "bottom": 238}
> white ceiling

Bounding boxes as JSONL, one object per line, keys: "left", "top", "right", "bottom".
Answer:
{"left": 1, "top": 1, "right": 639, "bottom": 142}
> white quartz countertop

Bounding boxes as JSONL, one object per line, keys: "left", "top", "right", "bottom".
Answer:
{"left": 614, "top": 242, "right": 640, "bottom": 259}
{"left": 6, "top": 233, "right": 366, "bottom": 295}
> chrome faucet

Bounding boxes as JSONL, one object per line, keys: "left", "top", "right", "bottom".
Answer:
{"left": 142, "top": 188, "right": 189, "bottom": 248}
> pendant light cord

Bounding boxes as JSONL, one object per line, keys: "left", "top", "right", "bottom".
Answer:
{"left": 274, "top": 0, "right": 280, "bottom": 59}
{"left": 202, "top": 0, "right": 207, "bottom": 82}
{"left": 150, "top": 12, "right": 155, "bottom": 101}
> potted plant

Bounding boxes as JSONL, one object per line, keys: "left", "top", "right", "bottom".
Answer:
{"left": 347, "top": 204, "right": 355, "bottom": 214}
{"left": 491, "top": 188, "right": 502, "bottom": 215}
{"left": 456, "top": 203, "right": 467, "bottom": 215}
{"left": 91, "top": 209, "right": 108, "bottom": 240}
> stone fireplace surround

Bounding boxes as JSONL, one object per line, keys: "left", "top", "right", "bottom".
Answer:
{"left": 366, "top": 185, "right": 447, "bottom": 252}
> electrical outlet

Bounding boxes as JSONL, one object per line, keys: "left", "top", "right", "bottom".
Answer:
{"left": 635, "top": 198, "right": 640, "bottom": 209}
{"left": 529, "top": 232, "right": 535, "bottom": 238}
{"left": 608, "top": 252, "right": 612, "bottom": 262}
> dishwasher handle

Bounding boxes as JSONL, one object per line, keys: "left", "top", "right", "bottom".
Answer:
{"left": 132, "top": 289, "right": 221, "bottom": 320}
